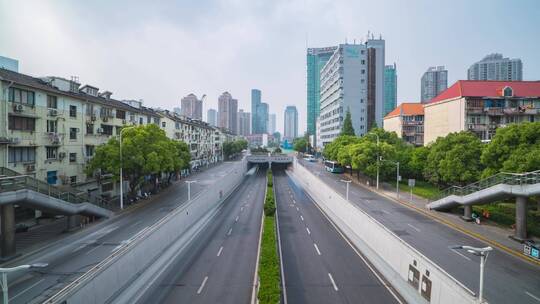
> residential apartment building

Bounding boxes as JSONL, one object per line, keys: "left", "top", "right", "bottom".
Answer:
{"left": 424, "top": 80, "right": 540, "bottom": 144}
{"left": 421, "top": 66, "right": 448, "bottom": 103}
{"left": 180, "top": 93, "right": 203, "bottom": 120}
{"left": 284, "top": 106, "right": 298, "bottom": 140}
{"left": 237, "top": 109, "right": 251, "bottom": 136}
{"left": 318, "top": 38, "right": 385, "bottom": 147}
{"left": 207, "top": 108, "right": 217, "bottom": 126}
{"left": 384, "top": 63, "right": 397, "bottom": 116}
{"left": 468, "top": 53, "right": 523, "bottom": 81}
{"left": 307, "top": 46, "right": 338, "bottom": 137}
{"left": 0, "top": 68, "right": 230, "bottom": 200}
{"left": 268, "top": 113, "right": 276, "bottom": 134}
{"left": 0, "top": 56, "right": 18, "bottom": 72}
{"left": 258, "top": 102, "right": 269, "bottom": 134}
{"left": 218, "top": 91, "right": 238, "bottom": 134}
{"left": 383, "top": 103, "right": 424, "bottom": 146}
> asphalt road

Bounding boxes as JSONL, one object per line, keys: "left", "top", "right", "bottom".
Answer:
{"left": 6, "top": 160, "right": 244, "bottom": 304}
{"left": 136, "top": 169, "right": 265, "bottom": 304}
{"left": 300, "top": 159, "right": 540, "bottom": 304}
{"left": 274, "top": 170, "right": 402, "bottom": 304}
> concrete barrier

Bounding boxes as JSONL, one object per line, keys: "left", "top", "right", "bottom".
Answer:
{"left": 43, "top": 160, "right": 247, "bottom": 304}
{"left": 289, "top": 160, "right": 477, "bottom": 304}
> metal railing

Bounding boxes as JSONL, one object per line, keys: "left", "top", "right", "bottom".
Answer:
{"left": 0, "top": 167, "right": 114, "bottom": 210}
{"left": 438, "top": 170, "right": 540, "bottom": 199}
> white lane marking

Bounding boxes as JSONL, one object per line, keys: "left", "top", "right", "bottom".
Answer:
{"left": 292, "top": 200, "right": 296, "bottom": 204}
{"left": 235, "top": 216, "right": 239, "bottom": 222}
{"left": 72, "top": 243, "right": 88, "bottom": 253}
{"left": 300, "top": 215, "right": 304, "bottom": 221}
{"left": 313, "top": 243, "right": 321, "bottom": 255}
{"left": 451, "top": 249, "right": 472, "bottom": 261}
{"left": 306, "top": 227, "right": 311, "bottom": 235}
{"left": 85, "top": 243, "right": 103, "bottom": 255}
{"left": 227, "top": 228, "right": 232, "bottom": 236}
{"left": 407, "top": 224, "right": 421, "bottom": 232}
{"left": 296, "top": 207, "right": 299, "bottom": 211}
{"left": 352, "top": 190, "right": 360, "bottom": 195}
{"left": 380, "top": 209, "right": 390, "bottom": 214}
{"left": 217, "top": 246, "right": 224, "bottom": 257}
{"left": 526, "top": 291, "right": 540, "bottom": 302}
{"left": 129, "top": 220, "right": 141, "bottom": 228}
{"left": 197, "top": 276, "right": 209, "bottom": 294}
{"left": 9, "top": 278, "right": 45, "bottom": 300}
{"left": 241, "top": 207, "right": 244, "bottom": 212}
{"left": 328, "top": 273, "right": 339, "bottom": 291}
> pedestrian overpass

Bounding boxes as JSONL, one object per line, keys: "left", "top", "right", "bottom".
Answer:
{"left": 246, "top": 154, "right": 294, "bottom": 170}
{"left": 427, "top": 170, "right": 540, "bottom": 241}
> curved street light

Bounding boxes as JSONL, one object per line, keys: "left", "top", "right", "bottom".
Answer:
{"left": 0, "top": 263, "right": 48, "bottom": 304}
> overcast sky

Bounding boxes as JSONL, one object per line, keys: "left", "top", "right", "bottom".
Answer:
{"left": 1, "top": 0, "right": 539, "bottom": 134}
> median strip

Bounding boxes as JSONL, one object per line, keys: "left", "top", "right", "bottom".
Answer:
{"left": 257, "top": 169, "right": 281, "bottom": 304}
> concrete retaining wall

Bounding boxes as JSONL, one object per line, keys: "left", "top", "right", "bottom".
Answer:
{"left": 44, "top": 160, "right": 247, "bottom": 304}
{"left": 290, "top": 160, "right": 477, "bottom": 304}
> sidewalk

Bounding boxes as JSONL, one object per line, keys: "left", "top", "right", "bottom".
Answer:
{"left": 344, "top": 171, "right": 540, "bottom": 265}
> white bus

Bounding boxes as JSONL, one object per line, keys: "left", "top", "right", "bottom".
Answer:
{"left": 324, "top": 160, "right": 344, "bottom": 173}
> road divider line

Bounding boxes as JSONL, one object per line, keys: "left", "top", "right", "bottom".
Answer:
{"left": 197, "top": 276, "right": 208, "bottom": 294}
{"left": 217, "top": 246, "right": 223, "bottom": 257}
{"left": 235, "top": 216, "right": 239, "bottom": 222}
{"left": 306, "top": 227, "right": 311, "bottom": 235}
{"left": 328, "top": 273, "right": 338, "bottom": 291}
{"left": 407, "top": 224, "right": 421, "bottom": 232}
{"left": 314, "top": 243, "right": 321, "bottom": 255}
{"left": 85, "top": 243, "right": 103, "bottom": 255}
{"left": 241, "top": 207, "right": 244, "bottom": 212}
{"left": 227, "top": 228, "right": 233, "bottom": 236}
{"left": 296, "top": 207, "right": 299, "bottom": 211}
{"left": 300, "top": 215, "right": 304, "bottom": 221}
{"left": 9, "top": 278, "right": 45, "bottom": 301}
{"left": 525, "top": 291, "right": 540, "bottom": 302}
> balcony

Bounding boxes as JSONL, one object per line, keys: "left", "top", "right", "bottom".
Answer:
{"left": 467, "top": 123, "right": 488, "bottom": 132}
{"left": 466, "top": 107, "right": 484, "bottom": 114}
{"left": 484, "top": 108, "right": 504, "bottom": 116}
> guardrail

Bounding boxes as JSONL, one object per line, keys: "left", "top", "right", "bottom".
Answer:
{"left": 291, "top": 160, "right": 478, "bottom": 304}
{"left": 438, "top": 170, "right": 540, "bottom": 200}
{"left": 43, "top": 160, "right": 247, "bottom": 304}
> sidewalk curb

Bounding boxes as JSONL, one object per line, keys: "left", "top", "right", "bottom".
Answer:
{"left": 356, "top": 179, "right": 540, "bottom": 267}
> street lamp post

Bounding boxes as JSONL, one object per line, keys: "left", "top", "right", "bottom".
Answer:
{"left": 0, "top": 263, "right": 48, "bottom": 304}
{"left": 185, "top": 180, "right": 197, "bottom": 201}
{"left": 375, "top": 134, "right": 380, "bottom": 189}
{"left": 451, "top": 245, "right": 493, "bottom": 303}
{"left": 340, "top": 179, "right": 352, "bottom": 201}
{"left": 119, "top": 126, "right": 136, "bottom": 210}
{"left": 396, "top": 161, "right": 400, "bottom": 198}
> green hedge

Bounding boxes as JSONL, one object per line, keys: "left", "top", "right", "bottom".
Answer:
{"left": 265, "top": 170, "right": 276, "bottom": 216}
{"left": 472, "top": 202, "right": 540, "bottom": 237}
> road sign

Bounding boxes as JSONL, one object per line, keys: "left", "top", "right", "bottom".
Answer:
{"left": 398, "top": 175, "right": 402, "bottom": 181}
{"left": 524, "top": 243, "right": 540, "bottom": 260}
{"left": 408, "top": 179, "right": 415, "bottom": 187}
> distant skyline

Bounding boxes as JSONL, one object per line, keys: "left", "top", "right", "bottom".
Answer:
{"left": 1, "top": 0, "right": 539, "bottom": 134}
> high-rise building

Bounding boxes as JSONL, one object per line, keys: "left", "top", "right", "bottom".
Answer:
{"left": 384, "top": 63, "right": 397, "bottom": 116}
{"left": 421, "top": 66, "right": 448, "bottom": 103}
{"left": 173, "top": 107, "right": 182, "bottom": 115}
{"left": 0, "top": 55, "right": 18, "bottom": 72}
{"left": 257, "top": 102, "right": 269, "bottom": 133}
{"left": 269, "top": 113, "right": 276, "bottom": 134}
{"left": 180, "top": 93, "right": 203, "bottom": 120}
{"left": 318, "top": 38, "right": 385, "bottom": 146}
{"left": 251, "top": 89, "right": 262, "bottom": 133}
{"left": 207, "top": 109, "right": 217, "bottom": 126}
{"left": 237, "top": 109, "right": 251, "bottom": 136}
{"left": 218, "top": 92, "right": 238, "bottom": 134}
{"left": 468, "top": 53, "right": 523, "bottom": 81}
{"left": 307, "top": 47, "right": 337, "bottom": 137}
{"left": 284, "top": 106, "right": 298, "bottom": 140}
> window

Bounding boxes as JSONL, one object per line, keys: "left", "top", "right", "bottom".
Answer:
{"left": 147, "top": 116, "right": 151, "bottom": 124}
{"left": 175, "top": 122, "right": 180, "bottom": 129}
{"left": 503, "top": 86, "right": 513, "bottom": 97}
{"left": 162, "top": 121, "right": 166, "bottom": 128}
{"left": 70, "top": 176, "right": 77, "bottom": 185}
{"left": 153, "top": 117, "right": 159, "bottom": 124}
{"left": 116, "top": 110, "right": 126, "bottom": 119}
{"left": 70, "top": 128, "right": 77, "bottom": 140}
{"left": 86, "top": 104, "right": 94, "bottom": 116}
{"left": 101, "top": 124, "right": 113, "bottom": 135}
{"left": 102, "top": 182, "right": 113, "bottom": 192}
{"left": 8, "top": 147, "right": 35, "bottom": 163}
{"left": 86, "top": 123, "right": 94, "bottom": 134}
{"left": 8, "top": 87, "right": 35, "bottom": 106}
{"left": 8, "top": 116, "right": 35, "bottom": 131}
{"left": 69, "top": 153, "right": 77, "bottom": 163}
{"left": 85, "top": 145, "right": 94, "bottom": 157}
{"left": 47, "top": 120, "right": 58, "bottom": 133}
{"left": 46, "top": 95, "right": 58, "bottom": 109}
{"left": 46, "top": 147, "right": 58, "bottom": 159}
{"left": 139, "top": 117, "right": 143, "bottom": 125}
{"left": 361, "top": 69, "right": 366, "bottom": 74}
{"left": 69, "top": 105, "right": 77, "bottom": 118}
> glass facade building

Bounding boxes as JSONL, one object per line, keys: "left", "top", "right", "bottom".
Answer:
{"left": 384, "top": 63, "right": 397, "bottom": 116}
{"left": 251, "top": 89, "right": 261, "bottom": 133}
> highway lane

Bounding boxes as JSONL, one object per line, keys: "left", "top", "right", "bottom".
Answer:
{"left": 299, "top": 159, "right": 540, "bottom": 304}
{"left": 7, "top": 160, "right": 244, "bottom": 304}
{"left": 136, "top": 169, "right": 265, "bottom": 304}
{"left": 274, "top": 170, "right": 402, "bottom": 304}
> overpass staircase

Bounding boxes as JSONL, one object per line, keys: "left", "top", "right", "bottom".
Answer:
{"left": 427, "top": 170, "right": 540, "bottom": 240}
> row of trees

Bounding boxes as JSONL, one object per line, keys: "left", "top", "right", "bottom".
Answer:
{"left": 324, "top": 117, "right": 540, "bottom": 187}
{"left": 86, "top": 124, "right": 191, "bottom": 196}
{"left": 223, "top": 139, "right": 248, "bottom": 160}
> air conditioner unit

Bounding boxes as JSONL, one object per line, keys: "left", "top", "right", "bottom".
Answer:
{"left": 97, "top": 128, "right": 104, "bottom": 134}
{"left": 59, "top": 152, "right": 66, "bottom": 159}
{"left": 13, "top": 104, "right": 24, "bottom": 112}
{"left": 122, "top": 119, "right": 127, "bottom": 124}
{"left": 26, "top": 164, "right": 35, "bottom": 172}
{"left": 48, "top": 109, "right": 58, "bottom": 116}
{"left": 468, "top": 124, "right": 474, "bottom": 130}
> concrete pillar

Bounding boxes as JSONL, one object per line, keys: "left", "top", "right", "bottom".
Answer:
{"left": 1, "top": 204, "right": 16, "bottom": 259}
{"left": 514, "top": 196, "right": 528, "bottom": 241}
{"left": 65, "top": 215, "right": 80, "bottom": 232}
{"left": 462, "top": 205, "right": 473, "bottom": 221}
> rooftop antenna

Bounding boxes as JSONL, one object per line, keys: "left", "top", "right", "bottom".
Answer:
{"left": 367, "top": 30, "right": 370, "bottom": 41}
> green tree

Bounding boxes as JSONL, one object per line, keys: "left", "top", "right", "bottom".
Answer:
{"left": 424, "top": 131, "right": 483, "bottom": 186}
{"left": 340, "top": 109, "right": 355, "bottom": 136}
{"left": 293, "top": 137, "right": 309, "bottom": 153}
{"left": 224, "top": 139, "right": 248, "bottom": 159}
{"left": 409, "top": 146, "right": 429, "bottom": 179}
{"left": 481, "top": 122, "right": 540, "bottom": 177}
{"left": 322, "top": 135, "right": 360, "bottom": 161}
